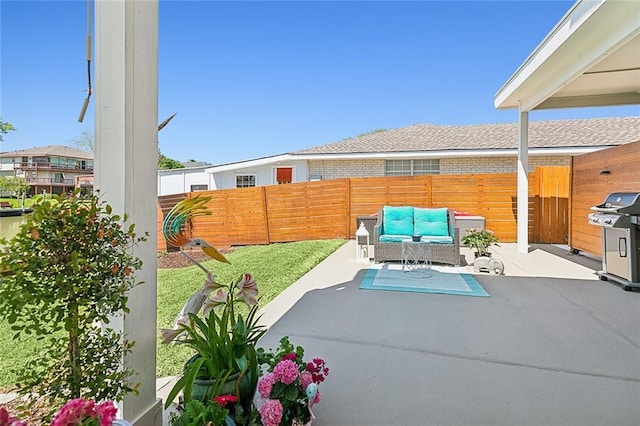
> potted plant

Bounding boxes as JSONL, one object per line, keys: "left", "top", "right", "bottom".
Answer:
{"left": 170, "top": 395, "right": 237, "bottom": 426}
{"left": 256, "top": 337, "right": 329, "bottom": 426}
{"left": 161, "top": 273, "right": 267, "bottom": 422}
{"left": 461, "top": 228, "right": 499, "bottom": 258}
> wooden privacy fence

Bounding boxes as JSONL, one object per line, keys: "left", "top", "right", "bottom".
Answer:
{"left": 570, "top": 140, "right": 640, "bottom": 256}
{"left": 157, "top": 166, "right": 570, "bottom": 251}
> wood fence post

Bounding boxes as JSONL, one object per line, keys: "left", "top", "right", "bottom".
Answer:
{"left": 262, "top": 186, "right": 271, "bottom": 244}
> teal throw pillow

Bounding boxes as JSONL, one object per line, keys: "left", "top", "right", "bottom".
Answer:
{"left": 382, "top": 206, "right": 414, "bottom": 236}
{"left": 413, "top": 207, "right": 448, "bottom": 236}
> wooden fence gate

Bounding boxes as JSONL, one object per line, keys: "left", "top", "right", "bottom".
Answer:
{"left": 532, "top": 166, "right": 570, "bottom": 244}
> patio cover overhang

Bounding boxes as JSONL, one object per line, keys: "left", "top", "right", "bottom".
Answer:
{"left": 494, "top": 0, "right": 640, "bottom": 253}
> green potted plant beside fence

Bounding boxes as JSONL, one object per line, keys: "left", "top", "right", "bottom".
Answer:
{"left": 461, "top": 228, "right": 506, "bottom": 274}
{"left": 461, "top": 228, "right": 499, "bottom": 258}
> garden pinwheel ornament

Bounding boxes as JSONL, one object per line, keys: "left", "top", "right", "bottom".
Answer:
{"left": 162, "top": 195, "right": 229, "bottom": 273}
{"left": 161, "top": 195, "right": 231, "bottom": 342}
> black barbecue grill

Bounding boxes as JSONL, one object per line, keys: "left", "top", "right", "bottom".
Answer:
{"left": 588, "top": 192, "right": 640, "bottom": 290}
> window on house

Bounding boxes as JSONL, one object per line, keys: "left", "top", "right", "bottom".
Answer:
{"left": 385, "top": 160, "right": 411, "bottom": 176}
{"left": 385, "top": 159, "right": 440, "bottom": 176}
{"left": 412, "top": 159, "right": 440, "bottom": 175}
{"left": 53, "top": 172, "right": 65, "bottom": 183}
{"left": 33, "top": 156, "right": 49, "bottom": 167}
{"left": 236, "top": 175, "right": 256, "bottom": 188}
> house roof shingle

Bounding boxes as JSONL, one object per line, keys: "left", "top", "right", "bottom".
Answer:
{"left": 0, "top": 145, "right": 94, "bottom": 159}
{"left": 293, "top": 117, "right": 640, "bottom": 155}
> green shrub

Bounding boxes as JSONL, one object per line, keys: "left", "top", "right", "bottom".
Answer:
{"left": 0, "top": 191, "right": 147, "bottom": 419}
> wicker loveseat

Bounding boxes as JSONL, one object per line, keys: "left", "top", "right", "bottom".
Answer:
{"left": 373, "top": 206, "right": 461, "bottom": 266}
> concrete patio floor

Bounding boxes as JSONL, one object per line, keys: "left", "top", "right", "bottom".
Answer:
{"left": 5, "top": 240, "right": 629, "bottom": 423}
{"left": 4, "top": 240, "right": 636, "bottom": 425}
{"left": 239, "top": 241, "right": 639, "bottom": 425}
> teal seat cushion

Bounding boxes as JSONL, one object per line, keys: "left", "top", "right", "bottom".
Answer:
{"left": 382, "top": 206, "right": 414, "bottom": 236}
{"left": 379, "top": 234, "right": 413, "bottom": 243}
{"left": 420, "top": 235, "right": 454, "bottom": 244}
{"left": 413, "top": 207, "right": 448, "bottom": 237}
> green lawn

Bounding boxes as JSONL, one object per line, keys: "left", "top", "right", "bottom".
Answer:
{"left": 0, "top": 239, "right": 347, "bottom": 387}
{"left": 0, "top": 196, "right": 41, "bottom": 208}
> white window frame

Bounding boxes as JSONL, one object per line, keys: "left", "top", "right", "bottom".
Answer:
{"left": 235, "top": 174, "right": 257, "bottom": 188}
{"left": 385, "top": 159, "right": 440, "bottom": 176}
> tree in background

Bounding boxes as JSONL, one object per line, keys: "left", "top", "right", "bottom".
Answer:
{"left": 0, "top": 120, "right": 16, "bottom": 142}
{"left": 357, "top": 128, "right": 386, "bottom": 137}
{"left": 67, "top": 129, "right": 94, "bottom": 153}
{"left": 0, "top": 176, "right": 30, "bottom": 200}
{"left": 158, "top": 154, "right": 184, "bottom": 170}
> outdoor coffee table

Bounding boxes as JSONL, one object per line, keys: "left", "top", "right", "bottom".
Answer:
{"left": 401, "top": 239, "right": 432, "bottom": 277}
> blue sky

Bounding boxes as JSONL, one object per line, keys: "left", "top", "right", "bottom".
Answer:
{"left": 1, "top": 1, "right": 638, "bottom": 165}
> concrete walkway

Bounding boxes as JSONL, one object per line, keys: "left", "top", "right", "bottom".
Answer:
{"left": 241, "top": 241, "right": 639, "bottom": 425}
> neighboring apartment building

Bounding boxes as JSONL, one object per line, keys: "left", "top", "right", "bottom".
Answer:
{"left": 0, "top": 145, "right": 94, "bottom": 195}
{"left": 157, "top": 116, "right": 640, "bottom": 195}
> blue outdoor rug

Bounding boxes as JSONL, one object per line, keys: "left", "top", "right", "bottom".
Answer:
{"left": 360, "top": 264, "right": 490, "bottom": 297}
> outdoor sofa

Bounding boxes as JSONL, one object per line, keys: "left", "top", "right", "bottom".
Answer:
{"left": 373, "top": 205, "right": 461, "bottom": 266}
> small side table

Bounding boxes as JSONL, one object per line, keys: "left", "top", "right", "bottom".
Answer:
{"left": 401, "top": 240, "right": 432, "bottom": 277}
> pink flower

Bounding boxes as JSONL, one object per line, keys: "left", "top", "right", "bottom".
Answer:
{"left": 51, "top": 398, "right": 88, "bottom": 425}
{"left": 299, "top": 371, "right": 313, "bottom": 391}
{"left": 0, "top": 407, "right": 27, "bottom": 426}
{"left": 258, "top": 373, "right": 276, "bottom": 398}
{"left": 51, "top": 399, "right": 117, "bottom": 426}
{"left": 313, "top": 389, "right": 322, "bottom": 405}
{"left": 258, "top": 399, "right": 283, "bottom": 426}
{"left": 273, "top": 359, "right": 299, "bottom": 385}
{"left": 307, "top": 357, "right": 329, "bottom": 383}
{"left": 235, "top": 273, "right": 258, "bottom": 306}
{"left": 282, "top": 352, "right": 297, "bottom": 361}
{"left": 95, "top": 401, "right": 117, "bottom": 426}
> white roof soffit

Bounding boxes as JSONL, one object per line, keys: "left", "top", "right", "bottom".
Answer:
{"left": 495, "top": 0, "right": 640, "bottom": 112}
{"left": 206, "top": 154, "right": 293, "bottom": 173}
{"left": 292, "top": 147, "right": 601, "bottom": 160}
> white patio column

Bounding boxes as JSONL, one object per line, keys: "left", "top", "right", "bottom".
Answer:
{"left": 94, "top": 1, "right": 162, "bottom": 425}
{"left": 517, "top": 109, "right": 529, "bottom": 254}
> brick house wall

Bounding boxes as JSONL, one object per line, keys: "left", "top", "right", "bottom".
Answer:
{"left": 308, "top": 155, "right": 571, "bottom": 180}
{"left": 308, "top": 159, "right": 385, "bottom": 179}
